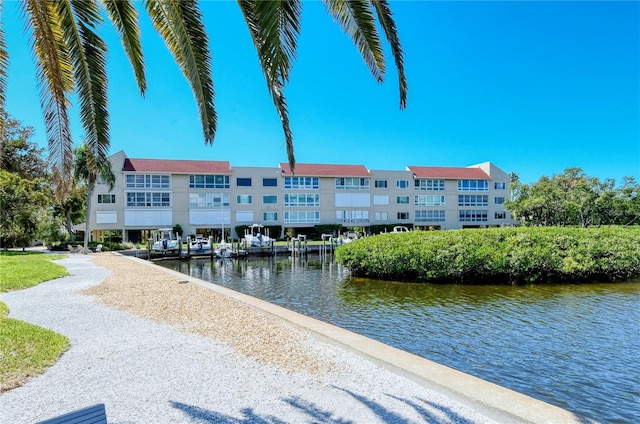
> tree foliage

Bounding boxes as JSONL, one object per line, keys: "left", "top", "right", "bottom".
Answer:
{"left": 0, "top": 170, "right": 50, "bottom": 248}
{"left": 0, "top": 112, "right": 48, "bottom": 179}
{"left": 506, "top": 168, "right": 639, "bottom": 227}
{"left": 0, "top": 112, "right": 53, "bottom": 248}
{"left": 1, "top": 0, "right": 407, "bottom": 202}
{"left": 73, "top": 144, "right": 115, "bottom": 254}
{"left": 335, "top": 227, "right": 640, "bottom": 284}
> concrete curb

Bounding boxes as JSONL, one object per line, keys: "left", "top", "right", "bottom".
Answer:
{"left": 116, "top": 253, "right": 584, "bottom": 424}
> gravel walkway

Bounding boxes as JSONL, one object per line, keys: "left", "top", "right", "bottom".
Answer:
{"left": 0, "top": 254, "right": 498, "bottom": 424}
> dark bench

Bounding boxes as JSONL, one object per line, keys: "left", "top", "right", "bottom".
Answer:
{"left": 36, "top": 403, "right": 107, "bottom": 424}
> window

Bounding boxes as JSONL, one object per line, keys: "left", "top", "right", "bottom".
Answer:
{"left": 284, "top": 176, "right": 318, "bottom": 190}
{"left": 236, "top": 177, "right": 252, "bottom": 187}
{"left": 375, "top": 212, "right": 388, "bottom": 221}
{"left": 397, "top": 212, "right": 410, "bottom": 220}
{"left": 188, "top": 193, "right": 230, "bottom": 207}
{"left": 336, "top": 210, "right": 370, "bottom": 223}
{"left": 396, "top": 196, "right": 410, "bottom": 204}
{"left": 397, "top": 180, "right": 410, "bottom": 189}
{"left": 415, "top": 210, "right": 445, "bottom": 222}
{"left": 458, "top": 195, "right": 489, "bottom": 206}
{"left": 494, "top": 197, "right": 505, "bottom": 205}
{"left": 263, "top": 212, "right": 278, "bottom": 222}
{"left": 495, "top": 211, "right": 506, "bottom": 219}
{"left": 373, "top": 195, "right": 389, "bottom": 205}
{"left": 284, "top": 211, "right": 320, "bottom": 223}
{"left": 126, "top": 192, "right": 170, "bottom": 207}
{"left": 126, "top": 174, "right": 170, "bottom": 189}
{"left": 415, "top": 195, "right": 445, "bottom": 206}
{"left": 98, "top": 194, "right": 116, "bottom": 204}
{"left": 284, "top": 193, "right": 320, "bottom": 207}
{"left": 458, "top": 179, "right": 489, "bottom": 191}
{"left": 189, "top": 175, "right": 229, "bottom": 189}
{"left": 415, "top": 179, "right": 445, "bottom": 191}
{"left": 494, "top": 182, "right": 506, "bottom": 190}
{"left": 263, "top": 178, "right": 278, "bottom": 187}
{"left": 374, "top": 180, "right": 388, "bottom": 188}
{"left": 236, "top": 195, "right": 252, "bottom": 204}
{"left": 459, "top": 210, "right": 488, "bottom": 222}
{"left": 263, "top": 195, "right": 278, "bottom": 204}
{"left": 335, "top": 177, "right": 370, "bottom": 190}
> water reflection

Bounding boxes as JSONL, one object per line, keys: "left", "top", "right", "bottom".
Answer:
{"left": 159, "top": 256, "right": 640, "bottom": 424}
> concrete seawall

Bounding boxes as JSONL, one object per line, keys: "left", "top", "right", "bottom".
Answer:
{"left": 129, "top": 254, "right": 585, "bottom": 424}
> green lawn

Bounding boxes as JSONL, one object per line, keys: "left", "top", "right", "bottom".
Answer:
{"left": 0, "top": 251, "right": 68, "bottom": 292}
{"left": 0, "top": 251, "right": 70, "bottom": 391}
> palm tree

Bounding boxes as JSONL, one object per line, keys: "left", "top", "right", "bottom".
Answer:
{"left": 0, "top": 0, "right": 407, "bottom": 202}
{"left": 73, "top": 144, "right": 115, "bottom": 254}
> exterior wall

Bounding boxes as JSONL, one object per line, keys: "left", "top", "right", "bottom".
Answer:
{"left": 87, "top": 151, "right": 517, "bottom": 242}
{"left": 229, "top": 166, "right": 282, "bottom": 236}
{"left": 368, "top": 169, "right": 414, "bottom": 227}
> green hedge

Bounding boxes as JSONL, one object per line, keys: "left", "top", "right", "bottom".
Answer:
{"left": 335, "top": 227, "right": 640, "bottom": 284}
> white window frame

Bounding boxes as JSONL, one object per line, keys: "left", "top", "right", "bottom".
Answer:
{"left": 397, "top": 180, "right": 410, "bottom": 189}
{"left": 415, "top": 195, "right": 446, "bottom": 206}
{"left": 415, "top": 179, "right": 445, "bottom": 191}
{"left": 236, "top": 194, "right": 253, "bottom": 204}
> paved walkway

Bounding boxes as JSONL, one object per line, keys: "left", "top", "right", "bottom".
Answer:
{"left": 1, "top": 255, "right": 498, "bottom": 424}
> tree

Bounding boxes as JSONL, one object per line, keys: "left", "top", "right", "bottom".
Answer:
{"left": 615, "top": 177, "right": 640, "bottom": 225}
{"left": 73, "top": 144, "right": 115, "bottom": 254}
{"left": 0, "top": 0, "right": 407, "bottom": 202}
{"left": 53, "top": 184, "right": 87, "bottom": 243}
{"left": 0, "top": 170, "right": 50, "bottom": 248}
{"left": 0, "top": 111, "right": 52, "bottom": 249}
{"left": 0, "top": 111, "right": 48, "bottom": 178}
{"left": 506, "top": 168, "right": 639, "bottom": 227}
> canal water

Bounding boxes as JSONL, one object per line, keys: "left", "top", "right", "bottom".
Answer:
{"left": 159, "top": 256, "right": 640, "bottom": 424}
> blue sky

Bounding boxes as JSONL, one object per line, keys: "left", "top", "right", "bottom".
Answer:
{"left": 3, "top": 1, "right": 639, "bottom": 184}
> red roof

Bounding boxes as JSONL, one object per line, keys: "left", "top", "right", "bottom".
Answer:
{"left": 123, "top": 158, "right": 232, "bottom": 174}
{"left": 407, "top": 166, "right": 490, "bottom": 180}
{"left": 279, "top": 163, "right": 370, "bottom": 177}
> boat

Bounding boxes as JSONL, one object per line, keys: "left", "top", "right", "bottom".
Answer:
{"left": 393, "top": 226, "right": 410, "bottom": 233}
{"left": 214, "top": 240, "right": 234, "bottom": 259}
{"left": 243, "top": 224, "right": 274, "bottom": 247}
{"left": 189, "top": 234, "right": 213, "bottom": 256}
{"left": 152, "top": 228, "right": 181, "bottom": 255}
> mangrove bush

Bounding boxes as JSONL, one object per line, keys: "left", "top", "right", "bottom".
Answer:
{"left": 335, "top": 227, "right": 640, "bottom": 284}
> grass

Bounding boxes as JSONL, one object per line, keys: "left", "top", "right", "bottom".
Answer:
{"left": 0, "top": 310, "right": 70, "bottom": 391}
{"left": 0, "top": 251, "right": 70, "bottom": 391}
{"left": 0, "top": 251, "right": 68, "bottom": 292}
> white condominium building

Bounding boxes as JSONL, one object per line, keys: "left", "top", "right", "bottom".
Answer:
{"left": 88, "top": 150, "right": 516, "bottom": 243}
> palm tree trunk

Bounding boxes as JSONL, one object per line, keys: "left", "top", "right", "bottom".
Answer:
{"left": 83, "top": 180, "right": 94, "bottom": 255}
{"left": 65, "top": 207, "right": 76, "bottom": 243}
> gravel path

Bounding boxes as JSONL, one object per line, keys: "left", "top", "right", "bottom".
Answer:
{"left": 0, "top": 254, "right": 498, "bottom": 424}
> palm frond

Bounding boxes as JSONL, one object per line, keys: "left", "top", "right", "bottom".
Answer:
{"left": 0, "top": 20, "right": 7, "bottom": 110}
{"left": 55, "top": 0, "right": 110, "bottom": 177}
{"left": 0, "top": 20, "right": 8, "bottom": 141}
{"left": 73, "top": 143, "right": 114, "bottom": 187}
{"left": 323, "top": 0, "right": 385, "bottom": 83}
{"left": 102, "top": 0, "right": 146, "bottom": 95}
{"left": 145, "top": 0, "right": 216, "bottom": 143}
{"left": 21, "top": 0, "right": 75, "bottom": 201}
{"left": 237, "top": 0, "right": 301, "bottom": 172}
{"left": 371, "top": 0, "right": 407, "bottom": 109}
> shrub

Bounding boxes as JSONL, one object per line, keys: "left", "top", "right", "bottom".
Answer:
{"left": 314, "top": 224, "right": 342, "bottom": 237}
{"left": 335, "top": 227, "right": 640, "bottom": 285}
{"left": 264, "top": 225, "right": 282, "bottom": 239}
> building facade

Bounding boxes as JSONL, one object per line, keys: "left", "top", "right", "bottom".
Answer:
{"left": 88, "top": 150, "right": 516, "bottom": 242}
